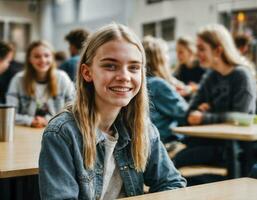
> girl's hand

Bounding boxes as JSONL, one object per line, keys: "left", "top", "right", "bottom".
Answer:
{"left": 188, "top": 110, "right": 203, "bottom": 125}
{"left": 31, "top": 116, "right": 47, "bottom": 128}
{"left": 188, "top": 82, "right": 198, "bottom": 93}
{"left": 198, "top": 103, "right": 210, "bottom": 112}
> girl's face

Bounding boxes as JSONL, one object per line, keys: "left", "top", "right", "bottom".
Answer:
{"left": 29, "top": 45, "right": 53, "bottom": 75}
{"left": 196, "top": 37, "right": 215, "bottom": 68}
{"left": 176, "top": 43, "right": 191, "bottom": 65}
{"left": 82, "top": 39, "right": 143, "bottom": 111}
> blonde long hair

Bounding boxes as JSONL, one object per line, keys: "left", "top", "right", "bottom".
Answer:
{"left": 197, "top": 24, "right": 254, "bottom": 73}
{"left": 23, "top": 41, "right": 57, "bottom": 97}
{"left": 71, "top": 23, "right": 150, "bottom": 171}
{"left": 142, "top": 36, "right": 174, "bottom": 84}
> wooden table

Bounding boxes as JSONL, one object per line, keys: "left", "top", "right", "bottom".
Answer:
{"left": 0, "top": 126, "right": 44, "bottom": 178}
{"left": 173, "top": 124, "right": 257, "bottom": 141}
{"left": 172, "top": 124, "right": 257, "bottom": 178}
{"left": 120, "top": 178, "right": 257, "bottom": 200}
{"left": 121, "top": 178, "right": 257, "bottom": 200}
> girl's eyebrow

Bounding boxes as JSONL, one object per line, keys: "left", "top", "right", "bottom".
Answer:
{"left": 100, "top": 57, "right": 142, "bottom": 64}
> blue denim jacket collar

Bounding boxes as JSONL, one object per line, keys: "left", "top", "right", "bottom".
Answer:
{"left": 96, "top": 116, "right": 131, "bottom": 151}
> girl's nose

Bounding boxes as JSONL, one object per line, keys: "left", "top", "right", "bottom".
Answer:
{"left": 115, "top": 68, "right": 131, "bottom": 82}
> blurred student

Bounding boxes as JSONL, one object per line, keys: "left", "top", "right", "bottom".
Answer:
{"left": 174, "top": 36, "right": 206, "bottom": 96}
{"left": 143, "top": 36, "right": 188, "bottom": 143}
{"left": 55, "top": 51, "right": 67, "bottom": 68}
{"left": 7, "top": 41, "right": 74, "bottom": 128}
{"left": 234, "top": 34, "right": 251, "bottom": 56}
{"left": 39, "top": 23, "right": 186, "bottom": 199}
{"left": 174, "top": 24, "right": 256, "bottom": 169}
{"left": 60, "top": 29, "right": 90, "bottom": 81}
{"left": 234, "top": 34, "right": 256, "bottom": 77}
{"left": 0, "top": 41, "right": 14, "bottom": 103}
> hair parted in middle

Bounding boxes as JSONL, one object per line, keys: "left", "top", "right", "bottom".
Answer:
{"left": 70, "top": 23, "right": 150, "bottom": 171}
{"left": 24, "top": 40, "right": 57, "bottom": 97}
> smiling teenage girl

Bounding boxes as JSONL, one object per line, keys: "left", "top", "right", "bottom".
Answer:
{"left": 7, "top": 41, "right": 74, "bottom": 127}
{"left": 39, "top": 23, "right": 186, "bottom": 199}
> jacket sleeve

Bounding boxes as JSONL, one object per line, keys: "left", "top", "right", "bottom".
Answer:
{"left": 144, "top": 124, "right": 186, "bottom": 192}
{"left": 6, "top": 74, "right": 34, "bottom": 126}
{"left": 151, "top": 80, "right": 188, "bottom": 125}
{"left": 39, "top": 129, "right": 79, "bottom": 200}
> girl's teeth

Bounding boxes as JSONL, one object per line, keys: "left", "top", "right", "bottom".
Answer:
{"left": 111, "top": 87, "right": 130, "bottom": 92}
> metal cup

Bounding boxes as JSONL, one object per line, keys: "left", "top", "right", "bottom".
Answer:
{"left": 0, "top": 104, "right": 15, "bottom": 142}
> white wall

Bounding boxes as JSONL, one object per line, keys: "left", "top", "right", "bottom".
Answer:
{"left": 50, "top": 0, "right": 131, "bottom": 52}
{"left": 129, "top": 0, "right": 257, "bottom": 39}
{"left": 1, "top": 0, "right": 257, "bottom": 57}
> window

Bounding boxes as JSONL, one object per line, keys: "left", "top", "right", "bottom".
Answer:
{"left": 143, "top": 23, "right": 156, "bottom": 37}
{"left": 147, "top": 0, "right": 164, "bottom": 4}
{"left": 0, "top": 22, "right": 4, "bottom": 40}
{"left": 9, "top": 23, "right": 31, "bottom": 52}
{"left": 142, "top": 18, "right": 176, "bottom": 41}
{"left": 161, "top": 18, "right": 175, "bottom": 41}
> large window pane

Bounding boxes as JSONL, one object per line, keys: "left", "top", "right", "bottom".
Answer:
{"left": 9, "top": 23, "right": 31, "bottom": 52}
{"left": 143, "top": 22, "right": 156, "bottom": 37}
{"left": 0, "top": 22, "right": 4, "bottom": 40}
{"left": 161, "top": 18, "right": 175, "bottom": 41}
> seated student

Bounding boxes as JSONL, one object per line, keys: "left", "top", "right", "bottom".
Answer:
{"left": 0, "top": 41, "right": 15, "bottom": 103}
{"left": 60, "top": 29, "right": 90, "bottom": 82}
{"left": 39, "top": 23, "right": 186, "bottom": 199}
{"left": 142, "top": 36, "right": 188, "bottom": 143}
{"left": 173, "top": 24, "right": 256, "bottom": 169}
{"left": 55, "top": 51, "right": 67, "bottom": 68}
{"left": 174, "top": 36, "right": 206, "bottom": 99}
{"left": 7, "top": 41, "right": 74, "bottom": 128}
{"left": 234, "top": 34, "right": 256, "bottom": 77}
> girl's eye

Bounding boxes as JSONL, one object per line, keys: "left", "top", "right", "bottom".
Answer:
{"left": 129, "top": 65, "right": 141, "bottom": 72}
{"left": 103, "top": 64, "right": 116, "bottom": 70}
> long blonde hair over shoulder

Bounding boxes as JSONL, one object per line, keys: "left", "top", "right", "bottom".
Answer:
{"left": 71, "top": 23, "right": 150, "bottom": 171}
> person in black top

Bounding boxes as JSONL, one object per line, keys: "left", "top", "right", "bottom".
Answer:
{"left": 174, "top": 37, "right": 206, "bottom": 100}
{"left": 173, "top": 24, "right": 256, "bottom": 180}
{"left": 0, "top": 41, "right": 23, "bottom": 103}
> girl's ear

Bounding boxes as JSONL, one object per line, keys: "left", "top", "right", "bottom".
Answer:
{"left": 214, "top": 46, "right": 223, "bottom": 57}
{"left": 81, "top": 63, "right": 92, "bottom": 82}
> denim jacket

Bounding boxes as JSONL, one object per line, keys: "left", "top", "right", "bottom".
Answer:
{"left": 6, "top": 70, "right": 74, "bottom": 126}
{"left": 147, "top": 76, "right": 188, "bottom": 143}
{"left": 39, "top": 112, "right": 186, "bottom": 200}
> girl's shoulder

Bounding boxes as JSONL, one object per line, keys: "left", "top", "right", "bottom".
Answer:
{"left": 231, "top": 65, "right": 253, "bottom": 80}
{"left": 44, "top": 111, "right": 78, "bottom": 137}
{"left": 55, "top": 69, "right": 73, "bottom": 86}
{"left": 42, "top": 111, "right": 82, "bottom": 148}
{"left": 148, "top": 76, "right": 171, "bottom": 88}
{"left": 12, "top": 70, "right": 25, "bottom": 80}
{"left": 55, "top": 69, "right": 71, "bottom": 80}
